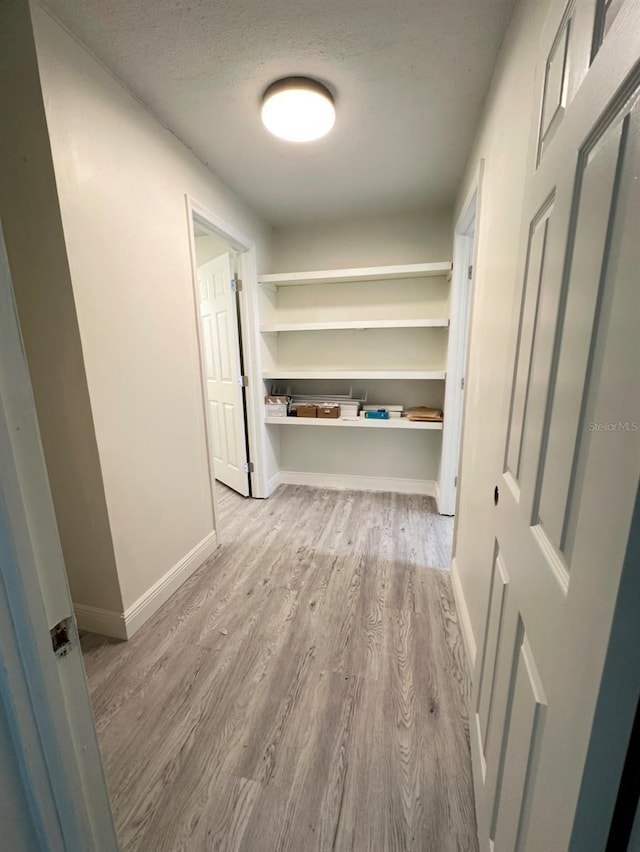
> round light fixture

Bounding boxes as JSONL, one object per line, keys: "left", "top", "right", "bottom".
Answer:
{"left": 261, "top": 77, "right": 335, "bottom": 142}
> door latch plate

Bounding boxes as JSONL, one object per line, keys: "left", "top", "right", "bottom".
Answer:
{"left": 50, "top": 616, "right": 74, "bottom": 657}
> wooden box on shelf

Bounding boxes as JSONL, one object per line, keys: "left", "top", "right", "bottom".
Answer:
{"left": 294, "top": 405, "right": 318, "bottom": 418}
{"left": 317, "top": 405, "right": 341, "bottom": 419}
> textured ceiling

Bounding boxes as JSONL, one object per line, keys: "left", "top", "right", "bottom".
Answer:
{"left": 42, "top": 0, "right": 515, "bottom": 225}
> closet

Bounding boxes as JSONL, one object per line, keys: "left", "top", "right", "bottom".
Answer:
{"left": 258, "top": 261, "right": 453, "bottom": 495}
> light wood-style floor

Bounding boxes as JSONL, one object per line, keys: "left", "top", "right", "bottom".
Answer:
{"left": 81, "top": 485, "right": 477, "bottom": 852}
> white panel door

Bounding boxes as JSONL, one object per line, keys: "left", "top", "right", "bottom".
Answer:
{"left": 197, "top": 253, "right": 249, "bottom": 496}
{"left": 0, "top": 228, "right": 117, "bottom": 848}
{"left": 471, "top": 3, "right": 640, "bottom": 851}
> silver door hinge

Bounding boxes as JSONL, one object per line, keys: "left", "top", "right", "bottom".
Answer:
{"left": 461, "top": 377, "right": 465, "bottom": 390}
{"left": 237, "top": 375, "right": 249, "bottom": 387}
{"left": 243, "top": 462, "right": 254, "bottom": 474}
{"left": 454, "top": 476, "right": 458, "bottom": 487}
{"left": 231, "top": 276, "right": 242, "bottom": 293}
{"left": 468, "top": 265, "right": 473, "bottom": 279}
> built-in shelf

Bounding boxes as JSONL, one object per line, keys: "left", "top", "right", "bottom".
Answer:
{"left": 260, "top": 318, "right": 449, "bottom": 333}
{"left": 265, "top": 416, "right": 443, "bottom": 431}
{"left": 259, "top": 261, "right": 452, "bottom": 288}
{"left": 258, "top": 257, "right": 452, "bottom": 490}
{"left": 262, "top": 369, "right": 446, "bottom": 380}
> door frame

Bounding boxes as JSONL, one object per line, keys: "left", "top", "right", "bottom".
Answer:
{"left": 439, "top": 166, "right": 484, "bottom": 516}
{"left": 185, "top": 197, "right": 268, "bottom": 509}
{"left": 571, "top": 485, "right": 640, "bottom": 852}
{"left": 0, "top": 222, "right": 118, "bottom": 850}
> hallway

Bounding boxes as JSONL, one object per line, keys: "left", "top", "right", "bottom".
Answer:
{"left": 81, "top": 485, "right": 475, "bottom": 851}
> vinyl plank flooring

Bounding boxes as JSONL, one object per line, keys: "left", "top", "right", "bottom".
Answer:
{"left": 238, "top": 670, "right": 366, "bottom": 852}
{"left": 81, "top": 483, "right": 476, "bottom": 852}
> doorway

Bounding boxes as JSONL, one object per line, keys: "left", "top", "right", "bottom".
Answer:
{"left": 439, "top": 185, "right": 479, "bottom": 516}
{"left": 187, "top": 200, "right": 263, "bottom": 504}
{"left": 191, "top": 221, "right": 251, "bottom": 496}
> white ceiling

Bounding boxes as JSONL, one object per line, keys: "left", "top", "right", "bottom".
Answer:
{"left": 42, "top": 0, "right": 515, "bottom": 226}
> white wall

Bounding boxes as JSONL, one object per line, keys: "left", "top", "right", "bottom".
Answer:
{"left": 32, "top": 5, "right": 272, "bottom": 617}
{"left": 451, "top": 0, "right": 548, "bottom": 653}
{"left": 0, "top": 0, "right": 123, "bottom": 616}
{"left": 280, "top": 428, "right": 443, "bottom": 481}
{"left": 271, "top": 209, "right": 452, "bottom": 271}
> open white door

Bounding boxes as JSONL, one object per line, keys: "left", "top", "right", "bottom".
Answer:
{"left": 0, "top": 224, "right": 117, "bottom": 850}
{"left": 197, "top": 252, "right": 250, "bottom": 496}
{"left": 471, "top": 3, "right": 640, "bottom": 851}
{"left": 440, "top": 200, "right": 476, "bottom": 516}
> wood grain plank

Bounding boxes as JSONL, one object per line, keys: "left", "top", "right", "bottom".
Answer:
{"left": 81, "top": 483, "right": 475, "bottom": 851}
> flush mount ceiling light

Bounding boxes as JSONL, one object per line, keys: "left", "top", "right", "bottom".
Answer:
{"left": 261, "top": 77, "right": 335, "bottom": 142}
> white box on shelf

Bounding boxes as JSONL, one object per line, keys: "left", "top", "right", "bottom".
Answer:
{"left": 265, "top": 403, "right": 288, "bottom": 417}
{"left": 340, "top": 403, "right": 360, "bottom": 419}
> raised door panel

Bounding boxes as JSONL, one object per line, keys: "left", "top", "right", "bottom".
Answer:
{"left": 492, "top": 638, "right": 547, "bottom": 851}
{"left": 476, "top": 547, "right": 509, "bottom": 772}
{"left": 534, "top": 101, "right": 631, "bottom": 563}
{"left": 223, "top": 403, "right": 240, "bottom": 472}
{"left": 538, "top": 2, "right": 575, "bottom": 163}
{"left": 215, "top": 308, "right": 233, "bottom": 387}
{"left": 504, "top": 199, "right": 555, "bottom": 489}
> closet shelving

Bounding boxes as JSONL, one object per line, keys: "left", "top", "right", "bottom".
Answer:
{"left": 262, "top": 369, "right": 446, "bottom": 380}
{"left": 258, "top": 261, "right": 451, "bottom": 287}
{"left": 260, "top": 318, "right": 449, "bottom": 332}
{"left": 264, "top": 416, "right": 443, "bottom": 430}
{"left": 258, "top": 261, "right": 452, "bottom": 441}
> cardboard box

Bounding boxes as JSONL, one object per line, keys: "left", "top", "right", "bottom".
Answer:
{"left": 295, "top": 405, "right": 318, "bottom": 418}
{"left": 318, "top": 405, "right": 340, "bottom": 419}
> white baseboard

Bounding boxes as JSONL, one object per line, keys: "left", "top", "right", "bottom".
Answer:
{"left": 74, "top": 604, "right": 127, "bottom": 640}
{"left": 278, "top": 470, "right": 436, "bottom": 496}
{"left": 73, "top": 530, "right": 218, "bottom": 641}
{"left": 451, "top": 556, "right": 477, "bottom": 669}
{"left": 266, "top": 471, "right": 281, "bottom": 496}
{"left": 123, "top": 530, "right": 217, "bottom": 638}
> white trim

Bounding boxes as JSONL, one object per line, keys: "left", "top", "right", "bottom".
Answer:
{"left": 450, "top": 556, "right": 477, "bottom": 669}
{"left": 74, "top": 604, "right": 127, "bottom": 640}
{"left": 434, "top": 480, "right": 442, "bottom": 513}
{"left": 125, "top": 531, "right": 217, "bottom": 637}
{"left": 74, "top": 530, "right": 218, "bottom": 639}
{"left": 259, "top": 261, "right": 452, "bottom": 287}
{"left": 187, "top": 198, "right": 254, "bottom": 253}
{"left": 185, "top": 196, "right": 269, "bottom": 501}
{"left": 266, "top": 472, "right": 281, "bottom": 496}
{"left": 439, "top": 164, "right": 484, "bottom": 516}
{"left": 279, "top": 470, "right": 436, "bottom": 496}
{"left": 185, "top": 202, "right": 222, "bottom": 531}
